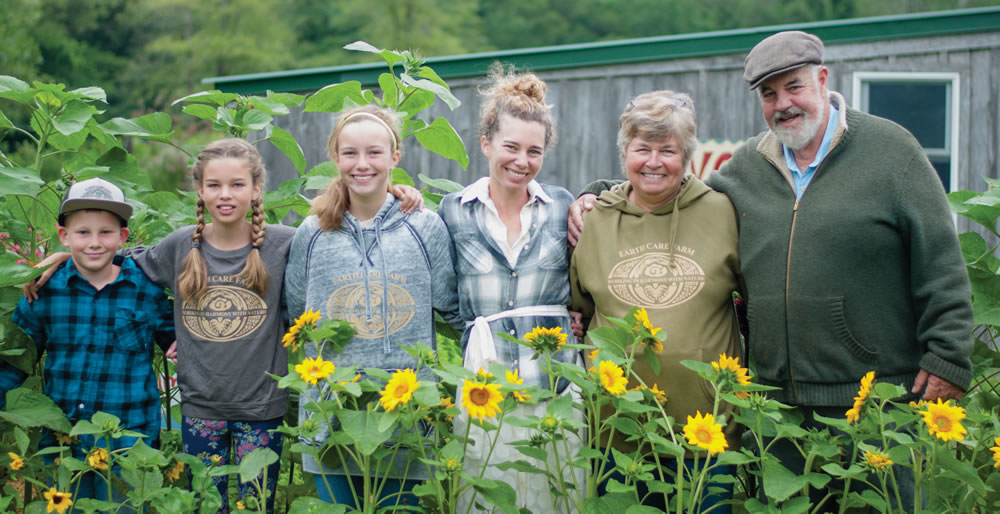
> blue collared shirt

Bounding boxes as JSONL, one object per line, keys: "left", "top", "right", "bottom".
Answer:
{"left": 784, "top": 104, "right": 840, "bottom": 199}
{"left": 3, "top": 256, "right": 174, "bottom": 440}
{"left": 438, "top": 180, "right": 579, "bottom": 389}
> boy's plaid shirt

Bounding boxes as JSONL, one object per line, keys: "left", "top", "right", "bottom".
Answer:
{"left": 438, "top": 181, "right": 580, "bottom": 389}
{"left": 2, "top": 256, "right": 174, "bottom": 439}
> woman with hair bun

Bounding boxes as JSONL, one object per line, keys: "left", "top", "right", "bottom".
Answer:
{"left": 438, "top": 65, "right": 583, "bottom": 513}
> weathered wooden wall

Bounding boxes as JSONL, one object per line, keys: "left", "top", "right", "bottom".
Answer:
{"left": 261, "top": 32, "right": 1000, "bottom": 209}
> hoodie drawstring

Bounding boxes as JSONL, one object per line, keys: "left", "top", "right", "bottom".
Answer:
{"left": 373, "top": 216, "right": 392, "bottom": 353}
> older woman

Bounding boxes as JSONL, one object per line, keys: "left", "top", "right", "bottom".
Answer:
{"left": 569, "top": 90, "right": 741, "bottom": 511}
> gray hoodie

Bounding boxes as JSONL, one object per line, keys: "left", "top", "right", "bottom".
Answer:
{"left": 284, "top": 195, "right": 461, "bottom": 476}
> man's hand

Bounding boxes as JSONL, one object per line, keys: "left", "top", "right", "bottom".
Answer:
{"left": 389, "top": 184, "right": 424, "bottom": 213}
{"left": 568, "top": 194, "right": 597, "bottom": 247}
{"left": 911, "top": 369, "right": 965, "bottom": 402}
{"left": 23, "top": 252, "right": 71, "bottom": 303}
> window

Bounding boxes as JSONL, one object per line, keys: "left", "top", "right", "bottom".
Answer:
{"left": 852, "top": 72, "right": 959, "bottom": 193}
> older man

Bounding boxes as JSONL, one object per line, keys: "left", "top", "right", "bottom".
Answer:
{"left": 569, "top": 30, "right": 973, "bottom": 510}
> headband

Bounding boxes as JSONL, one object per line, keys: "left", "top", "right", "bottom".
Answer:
{"left": 336, "top": 111, "right": 399, "bottom": 151}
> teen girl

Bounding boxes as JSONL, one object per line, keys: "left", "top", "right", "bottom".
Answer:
{"left": 284, "top": 105, "right": 462, "bottom": 509}
{"left": 437, "top": 66, "right": 584, "bottom": 513}
{"left": 28, "top": 139, "right": 423, "bottom": 513}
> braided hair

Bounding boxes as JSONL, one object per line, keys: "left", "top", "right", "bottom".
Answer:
{"left": 177, "top": 138, "right": 269, "bottom": 303}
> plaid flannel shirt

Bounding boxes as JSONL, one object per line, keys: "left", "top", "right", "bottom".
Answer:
{"left": 438, "top": 180, "right": 580, "bottom": 389}
{"left": 2, "top": 256, "right": 174, "bottom": 440}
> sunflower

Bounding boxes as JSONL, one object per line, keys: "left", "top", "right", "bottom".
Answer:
{"left": 856, "top": 371, "right": 875, "bottom": 403}
{"left": 922, "top": 398, "right": 967, "bottom": 442}
{"left": 683, "top": 411, "right": 728, "bottom": 455}
{"left": 864, "top": 451, "right": 893, "bottom": 470}
{"left": 461, "top": 379, "right": 504, "bottom": 421}
{"left": 523, "top": 326, "right": 568, "bottom": 352}
{"left": 711, "top": 353, "right": 752, "bottom": 399}
{"left": 475, "top": 367, "right": 494, "bottom": 381}
{"left": 506, "top": 369, "right": 531, "bottom": 402}
{"left": 648, "top": 383, "right": 668, "bottom": 404}
{"left": 633, "top": 308, "right": 661, "bottom": 336}
{"left": 588, "top": 349, "right": 599, "bottom": 362}
{"left": 380, "top": 369, "right": 420, "bottom": 412}
{"left": 991, "top": 437, "right": 1000, "bottom": 469}
{"left": 165, "top": 460, "right": 184, "bottom": 481}
{"left": 7, "top": 452, "right": 24, "bottom": 471}
{"left": 294, "top": 357, "right": 335, "bottom": 386}
{"left": 87, "top": 447, "right": 109, "bottom": 471}
{"left": 43, "top": 488, "right": 72, "bottom": 514}
{"left": 283, "top": 308, "right": 323, "bottom": 350}
{"left": 845, "top": 405, "right": 861, "bottom": 425}
{"left": 597, "top": 360, "right": 628, "bottom": 395}
{"left": 210, "top": 454, "right": 222, "bottom": 465}
{"left": 236, "top": 500, "right": 246, "bottom": 510}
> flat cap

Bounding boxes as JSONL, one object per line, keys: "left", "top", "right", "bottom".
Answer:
{"left": 744, "top": 31, "right": 824, "bottom": 90}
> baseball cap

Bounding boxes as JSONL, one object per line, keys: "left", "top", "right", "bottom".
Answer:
{"left": 58, "top": 178, "right": 133, "bottom": 227}
{"left": 743, "top": 31, "right": 824, "bottom": 90}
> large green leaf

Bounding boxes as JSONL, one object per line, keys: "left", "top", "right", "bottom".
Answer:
{"left": 242, "top": 109, "right": 273, "bottom": 131}
{"left": 100, "top": 112, "right": 173, "bottom": 143}
{"left": 412, "top": 117, "right": 469, "bottom": 168}
{"left": 0, "top": 167, "right": 44, "bottom": 197}
{"left": 171, "top": 90, "right": 238, "bottom": 107}
{"left": 267, "top": 125, "right": 306, "bottom": 174}
{"left": 378, "top": 73, "right": 399, "bottom": 109}
{"left": 0, "top": 76, "right": 34, "bottom": 105}
{"left": 761, "top": 459, "right": 808, "bottom": 502}
{"left": 0, "top": 388, "right": 72, "bottom": 433}
{"left": 400, "top": 73, "right": 460, "bottom": 110}
{"left": 182, "top": 104, "right": 218, "bottom": 122}
{"left": 69, "top": 86, "right": 107, "bottom": 103}
{"left": 303, "top": 81, "right": 366, "bottom": 113}
{"left": 238, "top": 448, "right": 279, "bottom": 485}
{"left": 52, "top": 101, "right": 95, "bottom": 135}
{"left": 0, "top": 110, "right": 13, "bottom": 129}
{"left": 418, "top": 173, "right": 464, "bottom": 193}
{"left": 343, "top": 41, "right": 404, "bottom": 68}
{"left": 337, "top": 410, "right": 393, "bottom": 455}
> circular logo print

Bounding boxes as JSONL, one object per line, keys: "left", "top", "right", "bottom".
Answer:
{"left": 326, "top": 282, "right": 416, "bottom": 339}
{"left": 182, "top": 285, "right": 268, "bottom": 342}
{"left": 607, "top": 253, "right": 705, "bottom": 309}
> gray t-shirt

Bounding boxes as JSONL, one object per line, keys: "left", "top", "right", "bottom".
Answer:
{"left": 128, "top": 223, "right": 294, "bottom": 421}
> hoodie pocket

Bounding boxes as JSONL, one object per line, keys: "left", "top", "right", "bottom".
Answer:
{"left": 787, "top": 296, "right": 878, "bottom": 382}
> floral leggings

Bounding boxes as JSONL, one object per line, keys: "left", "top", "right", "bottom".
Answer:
{"left": 183, "top": 416, "right": 283, "bottom": 514}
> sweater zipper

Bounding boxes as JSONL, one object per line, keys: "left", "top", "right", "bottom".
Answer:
{"left": 786, "top": 198, "right": 801, "bottom": 402}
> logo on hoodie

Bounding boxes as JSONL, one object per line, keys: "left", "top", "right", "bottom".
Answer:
{"left": 326, "top": 278, "right": 416, "bottom": 339}
{"left": 607, "top": 252, "right": 705, "bottom": 308}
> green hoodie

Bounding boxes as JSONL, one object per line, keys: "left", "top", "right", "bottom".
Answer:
{"left": 570, "top": 176, "right": 742, "bottom": 450}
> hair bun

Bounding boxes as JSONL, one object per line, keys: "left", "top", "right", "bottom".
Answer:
{"left": 509, "top": 75, "right": 547, "bottom": 104}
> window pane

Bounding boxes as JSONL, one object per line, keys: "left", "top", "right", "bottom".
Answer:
{"left": 931, "top": 158, "right": 950, "bottom": 192}
{"left": 867, "top": 83, "right": 947, "bottom": 149}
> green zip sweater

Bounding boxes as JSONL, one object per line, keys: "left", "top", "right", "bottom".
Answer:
{"left": 707, "top": 95, "right": 973, "bottom": 406}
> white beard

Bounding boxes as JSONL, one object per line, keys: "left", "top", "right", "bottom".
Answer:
{"left": 769, "top": 93, "right": 826, "bottom": 150}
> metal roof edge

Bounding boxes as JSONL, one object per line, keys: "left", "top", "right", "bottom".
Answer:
{"left": 206, "top": 7, "right": 1000, "bottom": 94}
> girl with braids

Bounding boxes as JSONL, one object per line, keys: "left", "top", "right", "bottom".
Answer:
{"left": 127, "top": 138, "right": 295, "bottom": 514}
{"left": 284, "top": 105, "right": 462, "bottom": 508}
{"left": 437, "top": 65, "right": 584, "bottom": 513}
{"left": 27, "top": 138, "right": 425, "bottom": 513}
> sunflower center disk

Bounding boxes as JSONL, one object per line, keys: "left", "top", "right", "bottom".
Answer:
{"left": 470, "top": 388, "right": 490, "bottom": 405}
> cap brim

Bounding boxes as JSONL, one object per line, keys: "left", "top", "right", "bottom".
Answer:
{"left": 59, "top": 199, "right": 132, "bottom": 225}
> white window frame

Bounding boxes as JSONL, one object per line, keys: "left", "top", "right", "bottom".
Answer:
{"left": 851, "top": 72, "right": 960, "bottom": 194}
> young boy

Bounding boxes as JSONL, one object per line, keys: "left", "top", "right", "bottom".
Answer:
{"left": 0, "top": 178, "right": 174, "bottom": 499}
